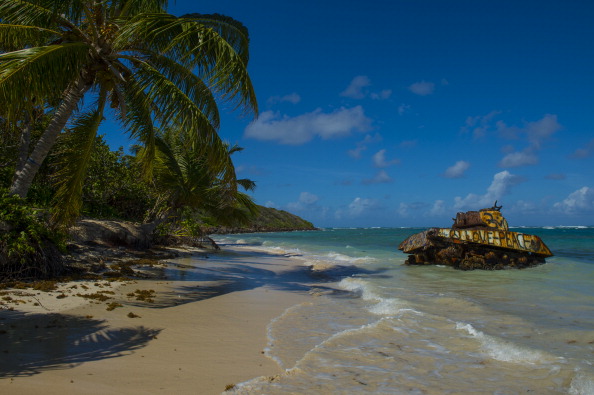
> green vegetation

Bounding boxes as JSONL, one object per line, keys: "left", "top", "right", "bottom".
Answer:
{"left": 209, "top": 206, "right": 316, "bottom": 233}
{"left": 1, "top": 0, "right": 257, "bottom": 223}
{"left": 0, "top": 189, "right": 66, "bottom": 279}
{"left": 0, "top": 1, "right": 315, "bottom": 280}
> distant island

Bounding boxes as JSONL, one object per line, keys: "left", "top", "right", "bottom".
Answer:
{"left": 206, "top": 205, "right": 317, "bottom": 234}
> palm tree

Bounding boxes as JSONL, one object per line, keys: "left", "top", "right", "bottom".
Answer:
{"left": 144, "top": 128, "right": 258, "bottom": 233}
{"left": 0, "top": 0, "right": 257, "bottom": 224}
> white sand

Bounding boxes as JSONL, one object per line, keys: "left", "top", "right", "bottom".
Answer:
{"left": 0, "top": 246, "right": 314, "bottom": 394}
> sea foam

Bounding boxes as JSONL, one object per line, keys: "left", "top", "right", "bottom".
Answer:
{"left": 456, "top": 322, "right": 558, "bottom": 364}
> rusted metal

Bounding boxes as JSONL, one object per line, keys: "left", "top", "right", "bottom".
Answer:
{"left": 398, "top": 202, "right": 553, "bottom": 270}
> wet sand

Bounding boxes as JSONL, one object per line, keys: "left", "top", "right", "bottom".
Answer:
{"left": 0, "top": 246, "right": 317, "bottom": 394}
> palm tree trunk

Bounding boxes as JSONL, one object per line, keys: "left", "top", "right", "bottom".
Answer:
{"left": 9, "top": 78, "right": 90, "bottom": 198}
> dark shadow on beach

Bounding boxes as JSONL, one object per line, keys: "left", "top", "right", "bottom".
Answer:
{"left": 129, "top": 247, "right": 389, "bottom": 308}
{"left": 0, "top": 310, "right": 160, "bottom": 378}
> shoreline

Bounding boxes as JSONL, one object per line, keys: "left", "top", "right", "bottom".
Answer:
{"left": 0, "top": 244, "right": 318, "bottom": 394}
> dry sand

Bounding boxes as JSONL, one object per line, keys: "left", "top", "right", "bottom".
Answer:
{"left": 0, "top": 245, "right": 316, "bottom": 394}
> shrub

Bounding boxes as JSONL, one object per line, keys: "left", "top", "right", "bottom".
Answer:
{"left": 0, "top": 189, "right": 66, "bottom": 280}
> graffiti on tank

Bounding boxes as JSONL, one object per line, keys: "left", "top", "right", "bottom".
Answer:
{"left": 436, "top": 228, "right": 550, "bottom": 255}
{"left": 479, "top": 211, "right": 509, "bottom": 230}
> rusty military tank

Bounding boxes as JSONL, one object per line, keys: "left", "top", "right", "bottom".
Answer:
{"left": 398, "top": 202, "right": 553, "bottom": 270}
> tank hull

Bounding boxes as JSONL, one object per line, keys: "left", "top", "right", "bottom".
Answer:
{"left": 398, "top": 227, "right": 553, "bottom": 270}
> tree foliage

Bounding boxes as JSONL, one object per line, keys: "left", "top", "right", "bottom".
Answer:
{"left": 0, "top": 188, "right": 66, "bottom": 279}
{"left": 0, "top": 0, "right": 257, "bottom": 226}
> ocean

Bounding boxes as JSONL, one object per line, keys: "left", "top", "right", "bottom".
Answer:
{"left": 214, "top": 227, "right": 594, "bottom": 394}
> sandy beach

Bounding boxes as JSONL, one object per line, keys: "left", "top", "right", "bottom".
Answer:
{"left": 0, "top": 245, "right": 318, "bottom": 394}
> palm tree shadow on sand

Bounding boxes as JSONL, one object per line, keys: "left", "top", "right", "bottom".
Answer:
{"left": 0, "top": 310, "right": 160, "bottom": 378}
{"left": 135, "top": 248, "right": 391, "bottom": 308}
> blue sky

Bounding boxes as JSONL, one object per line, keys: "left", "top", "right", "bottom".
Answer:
{"left": 105, "top": 0, "right": 594, "bottom": 227}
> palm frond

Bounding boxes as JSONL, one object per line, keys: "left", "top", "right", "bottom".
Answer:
{"left": 136, "top": 52, "right": 220, "bottom": 128}
{"left": 0, "top": 43, "right": 89, "bottom": 120}
{"left": 0, "top": 0, "right": 78, "bottom": 30}
{"left": 118, "top": 78, "right": 156, "bottom": 178}
{"left": 131, "top": 60, "right": 220, "bottom": 141}
{"left": 111, "top": 0, "right": 168, "bottom": 18}
{"left": 237, "top": 178, "right": 256, "bottom": 192}
{"left": 0, "top": 24, "right": 60, "bottom": 51}
{"left": 50, "top": 91, "right": 106, "bottom": 226}
{"left": 180, "top": 13, "right": 251, "bottom": 64}
{"left": 116, "top": 12, "right": 258, "bottom": 117}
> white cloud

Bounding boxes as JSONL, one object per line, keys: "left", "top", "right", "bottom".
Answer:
{"left": 553, "top": 187, "right": 594, "bottom": 214}
{"left": 287, "top": 191, "right": 320, "bottom": 211}
{"left": 372, "top": 149, "right": 400, "bottom": 168}
{"left": 264, "top": 201, "right": 276, "bottom": 208}
{"left": 268, "top": 92, "right": 301, "bottom": 105}
{"left": 341, "top": 75, "right": 371, "bottom": 99}
{"left": 408, "top": 80, "right": 435, "bottom": 96}
{"left": 443, "top": 160, "right": 470, "bottom": 178}
{"left": 362, "top": 170, "right": 393, "bottom": 185}
{"left": 244, "top": 106, "right": 372, "bottom": 145}
{"left": 427, "top": 200, "right": 447, "bottom": 216}
{"left": 498, "top": 149, "right": 538, "bottom": 167}
{"left": 454, "top": 170, "right": 524, "bottom": 210}
{"left": 348, "top": 197, "right": 379, "bottom": 217}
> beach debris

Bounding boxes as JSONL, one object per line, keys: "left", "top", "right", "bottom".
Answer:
{"left": 106, "top": 302, "right": 123, "bottom": 311}
{"left": 126, "top": 289, "right": 155, "bottom": 303}
{"left": 398, "top": 202, "right": 553, "bottom": 270}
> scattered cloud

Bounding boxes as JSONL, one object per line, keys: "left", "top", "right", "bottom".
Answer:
{"left": 443, "top": 160, "right": 470, "bottom": 178}
{"left": 427, "top": 200, "right": 447, "bottom": 216}
{"left": 347, "top": 133, "right": 383, "bottom": 159}
{"left": 397, "top": 202, "right": 427, "bottom": 217}
{"left": 408, "top": 80, "right": 435, "bottom": 96}
{"left": 454, "top": 170, "right": 525, "bottom": 210}
{"left": 496, "top": 114, "right": 562, "bottom": 168}
{"left": 553, "top": 186, "right": 594, "bottom": 214}
{"left": 498, "top": 149, "right": 538, "bottom": 167}
{"left": 264, "top": 200, "right": 276, "bottom": 208}
{"left": 460, "top": 110, "right": 501, "bottom": 139}
{"left": 341, "top": 75, "right": 391, "bottom": 100}
{"left": 341, "top": 75, "right": 371, "bottom": 99}
{"left": 287, "top": 191, "right": 320, "bottom": 211}
{"left": 372, "top": 149, "right": 400, "bottom": 168}
{"left": 570, "top": 138, "right": 594, "bottom": 159}
{"left": 545, "top": 173, "right": 566, "bottom": 180}
{"left": 362, "top": 170, "right": 393, "bottom": 185}
{"left": 370, "top": 89, "right": 392, "bottom": 100}
{"left": 244, "top": 106, "right": 372, "bottom": 145}
{"left": 267, "top": 92, "right": 301, "bottom": 105}
{"left": 497, "top": 114, "right": 562, "bottom": 149}
{"left": 347, "top": 197, "right": 380, "bottom": 217}
{"left": 397, "top": 104, "right": 411, "bottom": 115}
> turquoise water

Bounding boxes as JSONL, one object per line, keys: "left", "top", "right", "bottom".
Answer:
{"left": 215, "top": 227, "right": 594, "bottom": 394}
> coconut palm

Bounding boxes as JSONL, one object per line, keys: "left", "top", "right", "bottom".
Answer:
{"left": 0, "top": 0, "right": 257, "bottom": 224}
{"left": 145, "top": 129, "right": 258, "bottom": 232}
